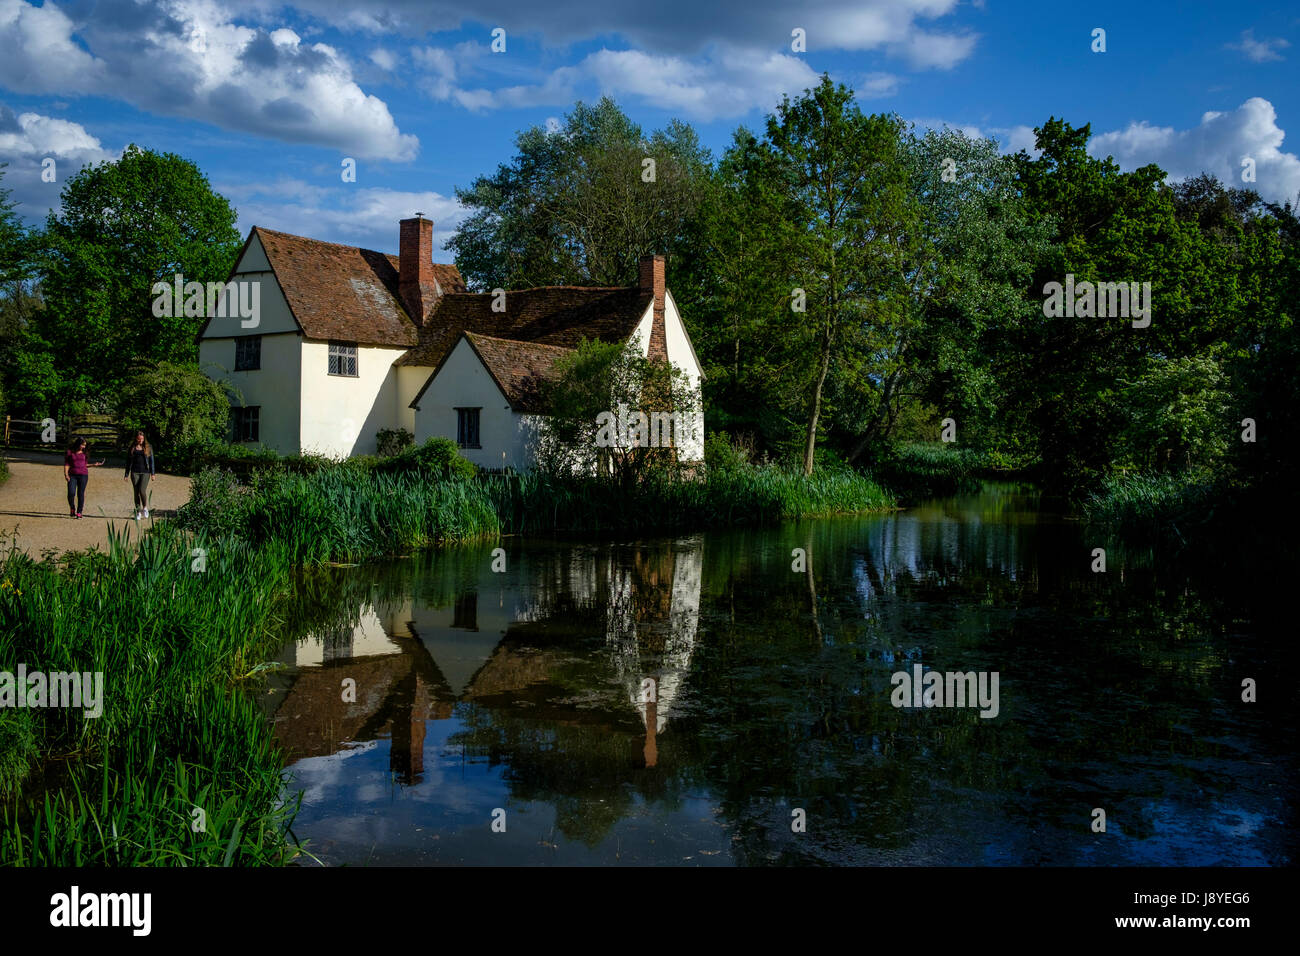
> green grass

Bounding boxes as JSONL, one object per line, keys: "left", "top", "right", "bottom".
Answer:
{"left": 0, "top": 456, "right": 9, "bottom": 487}
{"left": 176, "top": 458, "right": 896, "bottom": 553}
{"left": 873, "top": 442, "right": 985, "bottom": 502}
{"left": 1081, "top": 471, "right": 1222, "bottom": 544}
{"left": 176, "top": 467, "right": 500, "bottom": 563}
{"left": 0, "top": 525, "right": 306, "bottom": 865}
{"left": 485, "top": 465, "right": 895, "bottom": 535}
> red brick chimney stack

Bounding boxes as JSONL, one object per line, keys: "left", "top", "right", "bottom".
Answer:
{"left": 640, "top": 254, "right": 667, "bottom": 362}
{"left": 399, "top": 215, "right": 435, "bottom": 325}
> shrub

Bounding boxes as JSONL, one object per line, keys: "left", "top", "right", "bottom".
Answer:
{"left": 376, "top": 427, "right": 414, "bottom": 457}
{"left": 174, "top": 467, "right": 250, "bottom": 538}
{"left": 704, "top": 432, "right": 752, "bottom": 475}
{"left": 376, "top": 436, "right": 476, "bottom": 481}
{"left": 115, "top": 361, "right": 230, "bottom": 451}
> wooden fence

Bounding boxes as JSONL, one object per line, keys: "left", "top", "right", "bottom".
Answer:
{"left": 3, "top": 415, "right": 126, "bottom": 452}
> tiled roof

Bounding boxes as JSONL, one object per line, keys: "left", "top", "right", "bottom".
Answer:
{"left": 253, "top": 227, "right": 465, "bottom": 348}
{"left": 397, "top": 286, "right": 652, "bottom": 369}
{"left": 462, "top": 333, "right": 574, "bottom": 413}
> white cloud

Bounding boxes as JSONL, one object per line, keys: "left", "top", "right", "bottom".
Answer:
{"left": 397, "top": 1, "right": 973, "bottom": 118}
{"left": 1226, "top": 29, "right": 1289, "bottom": 63}
{"left": 290, "top": 0, "right": 977, "bottom": 63}
{"left": 994, "top": 124, "right": 1039, "bottom": 155}
{"left": 0, "top": 0, "right": 418, "bottom": 161}
{"left": 580, "top": 46, "right": 820, "bottom": 119}
{"left": 1089, "top": 97, "right": 1300, "bottom": 205}
{"left": 893, "top": 29, "right": 978, "bottom": 70}
{"left": 0, "top": 0, "right": 107, "bottom": 93}
{"left": 368, "top": 47, "right": 397, "bottom": 71}
{"left": 0, "top": 104, "right": 117, "bottom": 219}
{"left": 858, "top": 72, "right": 901, "bottom": 98}
{"left": 220, "top": 178, "right": 468, "bottom": 257}
{"left": 411, "top": 42, "right": 821, "bottom": 120}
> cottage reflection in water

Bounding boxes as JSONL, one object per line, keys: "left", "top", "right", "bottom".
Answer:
{"left": 265, "top": 537, "right": 703, "bottom": 785}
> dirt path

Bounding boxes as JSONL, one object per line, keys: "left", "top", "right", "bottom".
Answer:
{"left": 0, "top": 450, "right": 192, "bottom": 557}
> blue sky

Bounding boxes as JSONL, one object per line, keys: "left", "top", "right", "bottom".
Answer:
{"left": 1, "top": 0, "right": 1297, "bottom": 259}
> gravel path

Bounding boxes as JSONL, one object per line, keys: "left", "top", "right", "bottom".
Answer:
{"left": 0, "top": 450, "right": 192, "bottom": 557}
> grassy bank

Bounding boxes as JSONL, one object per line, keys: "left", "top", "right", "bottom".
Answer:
{"left": 175, "top": 458, "right": 896, "bottom": 561}
{"left": 872, "top": 442, "right": 988, "bottom": 502}
{"left": 486, "top": 464, "right": 894, "bottom": 535}
{"left": 0, "top": 526, "right": 304, "bottom": 865}
{"left": 1081, "top": 472, "right": 1222, "bottom": 546}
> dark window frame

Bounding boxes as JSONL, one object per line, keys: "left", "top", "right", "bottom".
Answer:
{"left": 234, "top": 334, "right": 262, "bottom": 371}
{"left": 232, "top": 406, "right": 260, "bottom": 443}
{"left": 328, "top": 340, "right": 359, "bottom": 377}
{"left": 455, "top": 407, "right": 481, "bottom": 449}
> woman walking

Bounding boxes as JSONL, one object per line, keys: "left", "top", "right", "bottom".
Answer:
{"left": 62, "top": 437, "right": 105, "bottom": 518}
{"left": 124, "top": 431, "right": 156, "bottom": 519}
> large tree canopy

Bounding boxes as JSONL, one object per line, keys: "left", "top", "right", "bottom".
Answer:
{"left": 29, "top": 144, "right": 241, "bottom": 414}
{"left": 447, "top": 97, "right": 711, "bottom": 290}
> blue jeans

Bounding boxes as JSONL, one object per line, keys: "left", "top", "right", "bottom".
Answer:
{"left": 67, "top": 474, "right": 87, "bottom": 513}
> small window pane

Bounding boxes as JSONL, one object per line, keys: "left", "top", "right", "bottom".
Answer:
{"left": 235, "top": 335, "right": 261, "bottom": 371}
{"left": 233, "top": 406, "right": 260, "bottom": 443}
{"left": 328, "top": 341, "right": 358, "bottom": 377}
{"left": 456, "top": 408, "right": 480, "bottom": 448}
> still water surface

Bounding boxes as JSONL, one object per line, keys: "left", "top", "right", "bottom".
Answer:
{"left": 261, "top": 484, "right": 1295, "bottom": 865}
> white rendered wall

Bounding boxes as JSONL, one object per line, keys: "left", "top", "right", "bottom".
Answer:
{"left": 412, "top": 337, "right": 537, "bottom": 470}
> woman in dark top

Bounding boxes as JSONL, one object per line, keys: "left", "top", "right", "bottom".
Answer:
{"left": 62, "top": 437, "right": 105, "bottom": 518}
{"left": 124, "top": 430, "right": 156, "bottom": 520}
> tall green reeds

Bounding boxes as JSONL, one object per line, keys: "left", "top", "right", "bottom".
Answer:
{"left": 0, "top": 524, "right": 304, "bottom": 865}
{"left": 176, "top": 460, "right": 895, "bottom": 552}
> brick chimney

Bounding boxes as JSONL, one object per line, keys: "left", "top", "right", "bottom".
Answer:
{"left": 399, "top": 215, "right": 436, "bottom": 325}
{"left": 639, "top": 254, "right": 667, "bottom": 362}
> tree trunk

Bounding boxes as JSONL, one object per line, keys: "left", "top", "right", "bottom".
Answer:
{"left": 802, "top": 331, "right": 832, "bottom": 476}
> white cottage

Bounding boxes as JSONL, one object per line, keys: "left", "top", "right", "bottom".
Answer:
{"left": 197, "top": 217, "right": 704, "bottom": 468}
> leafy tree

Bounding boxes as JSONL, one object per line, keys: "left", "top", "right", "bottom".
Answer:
{"left": 538, "top": 338, "right": 701, "bottom": 489}
{"left": 32, "top": 145, "right": 240, "bottom": 410}
{"left": 115, "top": 360, "right": 230, "bottom": 451}
{"left": 846, "top": 127, "right": 1051, "bottom": 465}
{"left": 681, "top": 128, "right": 803, "bottom": 455}
{"left": 448, "top": 97, "right": 711, "bottom": 289}
{"left": 759, "top": 76, "right": 913, "bottom": 474}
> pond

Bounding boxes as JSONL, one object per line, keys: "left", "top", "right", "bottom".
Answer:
{"left": 259, "top": 483, "right": 1295, "bottom": 865}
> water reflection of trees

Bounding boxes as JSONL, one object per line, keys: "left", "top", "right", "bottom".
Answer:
{"left": 268, "top": 487, "right": 1291, "bottom": 864}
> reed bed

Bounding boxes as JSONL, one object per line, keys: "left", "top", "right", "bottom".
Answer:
{"left": 484, "top": 465, "right": 896, "bottom": 535}
{"left": 0, "top": 524, "right": 304, "bottom": 865}
{"left": 873, "top": 442, "right": 985, "bottom": 502}
{"left": 1081, "top": 472, "right": 1222, "bottom": 543}
{"left": 177, "top": 460, "right": 895, "bottom": 554}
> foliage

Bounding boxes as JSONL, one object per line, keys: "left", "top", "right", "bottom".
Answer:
{"left": 115, "top": 360, "right": 231, "bottom": 452}
{"left": 484, "top": 464, "right": 894, "bottom": 534}
{"left": 375, "top": 427, "right": 414, "bottom": 457}
{"left": 448, "top": 97, "right": 711, "bottom": 289}
{"left": 23, "top": 145, "right": 240, "bottom": 416}
{"left": 374, "top": 436, "right": 477, "bottom": 480}
{"left": 872, "top": 442, "right": 986, "bottom": 501}
{"left": 538, "top": 338, "right": 701, "bottom": 488}
{"left": 0, "top": 527, "right": 304, "bottom": 864}
{"left": 173, "top": 467, "right": 250, "bottom": 538}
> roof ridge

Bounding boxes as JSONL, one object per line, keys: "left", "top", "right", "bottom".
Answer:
{"left": 446, "top": 285, "right": 642, "bottom": 295}
{"left": 253, "top": 226, "right": 457, "bottom": 267}
{"left": 465, "top": 332, "right": 576, "bottom": 351}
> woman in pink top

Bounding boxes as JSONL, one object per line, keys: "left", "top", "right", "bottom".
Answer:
{"left": 62, "top": 437, "right": 106, "bottom": 518}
